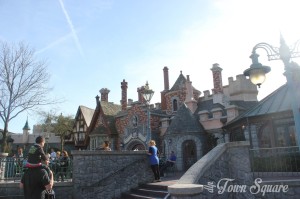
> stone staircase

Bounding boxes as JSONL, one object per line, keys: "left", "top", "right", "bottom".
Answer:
{"left": 120, "top": 170, "right": 182, "bottom": 199}
{"left": 121, "top": 182, "right": 171, "bottom": 199}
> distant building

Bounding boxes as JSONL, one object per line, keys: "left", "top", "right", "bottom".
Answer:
{"left": 72, "top": 105, "right": 95, "bottom": 150}
{"left": 10, "top": 119, "right": 60, "bottom": 154}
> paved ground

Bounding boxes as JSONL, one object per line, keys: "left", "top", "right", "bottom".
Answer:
{"left": 150, "top": 171, "right": 184, "bottom": 186}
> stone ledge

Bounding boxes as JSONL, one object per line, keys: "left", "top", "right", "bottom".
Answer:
{"left": 168, "top": 184, "right": 203, "bottom": 195}
{"left": 71, "top": 150, "right": 148, "bottom": 155}
{"left": 178, "top": 141, "right": 250, "bottom": 184}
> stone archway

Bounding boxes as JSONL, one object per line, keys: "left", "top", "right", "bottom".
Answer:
{"left": 126, "top": 139, "right": 146, "bottom": 151}
{"left": 174, "top": 135, "right": 203, "bottom": 171}
{"left": 182, "top": 140, "right": 197, "bottom": 170}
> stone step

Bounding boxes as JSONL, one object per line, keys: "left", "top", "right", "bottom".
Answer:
{"left": 121, "top": 182, "right": 169, "bottom": 199}
{"left": 131, "top": 188, "right": 168, "bottom": 197}
{"left": 139, "top": 183, "right": 168, "bottom": 191}
{"left": 121, "top": 192, "right": 166, "bottom": 199}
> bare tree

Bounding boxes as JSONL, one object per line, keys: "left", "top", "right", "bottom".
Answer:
{"left": 0, "top": 41, "right": 56, "bottom": 152}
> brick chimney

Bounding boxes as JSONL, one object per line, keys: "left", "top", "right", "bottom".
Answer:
{"left": 137, "top": 86, "right": 146, "bottom": 104}
{"left": 211, "top": 63, "right": 223, "bottom": 94}
{"left": 95, "top": 95, "right": 100, "bottom": 107}
{"left": 121, "top": 79, "right": 128, "bottom": 110}
{"left": 100, "top": 88, "right": 110, "bottom": 102}
{"left": 161, "top": 66, "right": 169, "bottom": 110}
{"left": 163, "top": 66, "right": 169, "bottom": 91}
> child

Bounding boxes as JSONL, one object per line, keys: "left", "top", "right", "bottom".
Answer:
{"left": 25, "top": 136, "right": 47, "bottom": 168}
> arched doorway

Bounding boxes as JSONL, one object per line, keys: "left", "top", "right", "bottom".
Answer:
{"left": 126, "top": 140, "right": 146, "bottom": 151}
{"left": 182, "top": 140, "right": 197, "bottom": 170}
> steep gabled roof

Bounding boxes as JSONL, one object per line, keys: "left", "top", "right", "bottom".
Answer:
{"left": 169, "top": 73, "right": 186, "bottom": 91}
{"left": 88, "top": 101, "right": 121, "bottom": 135}
{"left": 169, "top": 72, "right": 200, "bottom": 93}
{"left": 225, "top": 83, "right": 292, "bottom": 127}
{"left": 100, "top": 101, "right": 121, "bottom": 116}
{"left": 166, "top": 103, "right": 205, "bottom": 134}
{"left": 79, "top": 105, "right": 95, "bottom": 127}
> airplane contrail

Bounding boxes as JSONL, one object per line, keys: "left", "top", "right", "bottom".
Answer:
{"left": 36, "top": 32, "right": 73, "bottom": 55}
{"left": 58, "top": 0, "right": 85, "bottom": 58}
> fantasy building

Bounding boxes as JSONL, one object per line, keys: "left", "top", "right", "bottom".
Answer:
{"left": 85, "top": 64, "right": 258, "bottom": 171}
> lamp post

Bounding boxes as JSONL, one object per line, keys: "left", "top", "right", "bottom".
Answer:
{"left": 243, "top": 35, "right": 300, "bottom": 147}
{"left": 142, "top": 81, "right": 154, "bottom": 142}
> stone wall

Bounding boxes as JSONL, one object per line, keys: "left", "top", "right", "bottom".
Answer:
{"left": 72, "top": 150, "right": 153, "bottom": 199}
{"left": 169, "top": 141, "right": 253, "bottom": 199}
{"left": 0, "top": 181, "right": 73, "bottom": 199}
{"left": 168, "top": 141, "right": 300, "bottom": 199}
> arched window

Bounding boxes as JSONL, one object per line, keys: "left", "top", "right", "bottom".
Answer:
{"left": 173, "top": 99, "right": 178, "bottom": 112}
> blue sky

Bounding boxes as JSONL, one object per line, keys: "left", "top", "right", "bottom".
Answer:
{"left": 1, "top": 0, "right": 300, "bottom": 133}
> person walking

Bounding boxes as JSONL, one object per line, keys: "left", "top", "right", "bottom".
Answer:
{"left": 147, "top": 140, "right": 161, "bottom": 182}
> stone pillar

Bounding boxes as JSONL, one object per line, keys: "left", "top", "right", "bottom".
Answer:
{"left": 100, "top": 88, "right": 110, "bottom": 102}
{"left": 0, "top": 153, "right": 8, "bottom": 182}
{"left": 121, "top": 79, "right": 128, "bottom": 110}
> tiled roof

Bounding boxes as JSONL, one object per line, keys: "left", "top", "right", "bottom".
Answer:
{"left": 195, "top": 99, "right": 258, "bottom": 118}
{"left": 196, "top": 100, "right": 226, "bottom": 116}
{"left": 100, "top": 101, "right": 122, "bottom": 116}
{"left": 229, "top": 101, "right": 258, "bottom": 110}
{"left": 225, "top": 83, "right": 292, "bottom": 126}
{"left": 239, "top": 84, "right": 291, "bottom": 116}
{"left": 79, "top": 105, "right": 95, "bottom": 126}
{"left": 166, "top": 103, "right": 205, "bottom": 134}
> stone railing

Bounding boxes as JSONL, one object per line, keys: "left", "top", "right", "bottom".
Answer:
{"left": 71, "top": 150, "right": 153, "bottom": 199}
{"left": 168, "top": 141, "right": 254, "bottom": 199}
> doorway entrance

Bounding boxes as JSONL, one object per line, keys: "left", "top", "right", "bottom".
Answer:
{"left": 182, "top": 140, "right": 197, "bottom": 170}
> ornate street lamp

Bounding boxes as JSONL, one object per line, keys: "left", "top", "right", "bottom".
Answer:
{"left": 243, "top": 35, "right": 300, "bottom": 147}
{"left": 142, "top": 81, "right": 154, "bottom": 142}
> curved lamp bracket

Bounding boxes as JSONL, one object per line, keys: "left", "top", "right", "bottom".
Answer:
{"left": 252, "top": 42, "right": 281, "bottom": 61}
